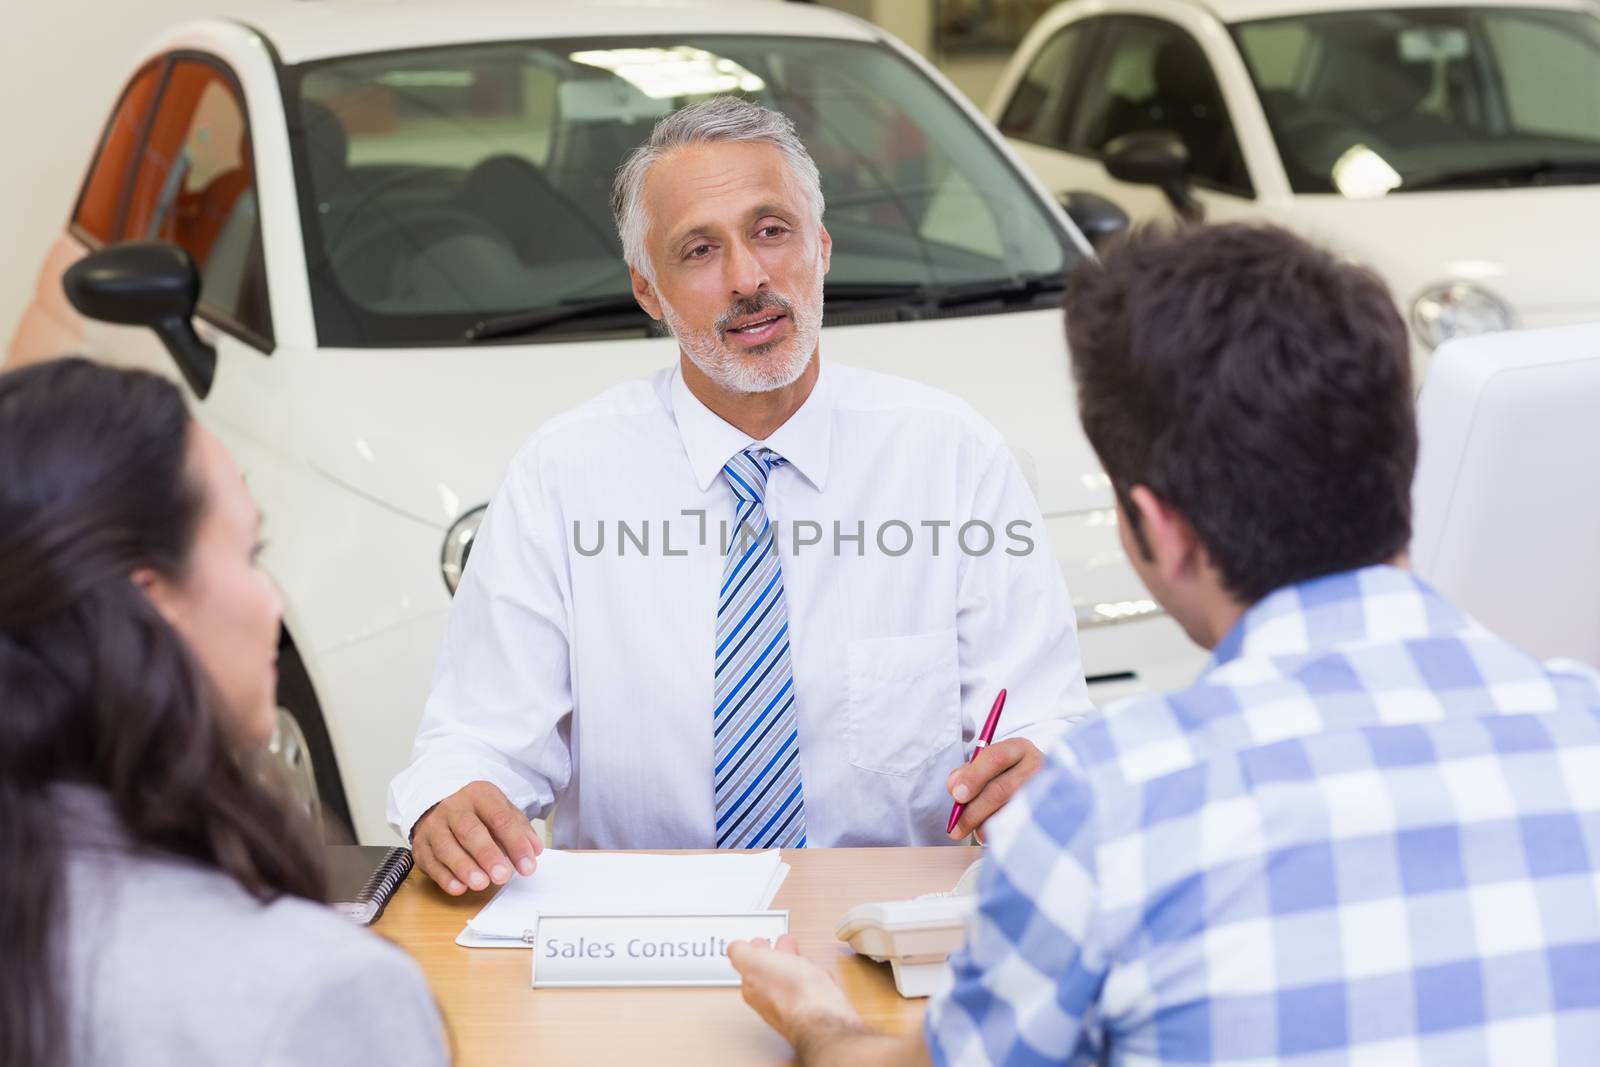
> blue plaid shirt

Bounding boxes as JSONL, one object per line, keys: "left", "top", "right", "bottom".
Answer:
{"left": 926, "top": 566, "right": 1600, "bottom": 1065}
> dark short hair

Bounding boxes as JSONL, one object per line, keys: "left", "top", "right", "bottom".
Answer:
{"left": 1064, "top": 223, "right": 1416, "bottom": 604}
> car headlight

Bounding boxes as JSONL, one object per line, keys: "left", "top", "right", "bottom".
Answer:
{"left": 441, "top": 504, "right": 487, "bottom": 595}
{"left": 1411, "top": 282, "right": 1515, "bottom": 351}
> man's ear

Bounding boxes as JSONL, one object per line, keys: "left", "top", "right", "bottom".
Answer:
{"left": 629, "top": 265, "right": 664, "bottom": 321}
{"left": 1128, "top": 485, "right": 1203, "bottom": 586}
{"left": 818, "top": 223, "right": 833, "bottom": 276}
{"left": 130, "top": 566, "right": 183, "bottom": 628}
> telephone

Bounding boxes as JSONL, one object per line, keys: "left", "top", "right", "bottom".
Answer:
{"left": 834, "top": 859, "right": 984, "bottom": 998}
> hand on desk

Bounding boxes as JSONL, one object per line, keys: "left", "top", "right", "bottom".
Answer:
{"left": 945, "top": 737, "right": 1044, "bottom": 842}
{"left": 728, "top": 936, "right": 861, "bottom": 1046}
{"left": 728, "top": 938, "right": 931, "bottom": 1066}
{"left": 411, "top": 781, "right": 544, "bottom": 895}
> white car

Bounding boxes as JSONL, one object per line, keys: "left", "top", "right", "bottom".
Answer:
{"left": 990, "top": 0, "right": 1600, "bottom": 373}
{"left": 8, "top": 0, "right": 1201, "bottom": 843}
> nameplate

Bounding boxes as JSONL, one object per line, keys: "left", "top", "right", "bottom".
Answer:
{"left": 531, "top": 912, "right": 789, "bottom": 988}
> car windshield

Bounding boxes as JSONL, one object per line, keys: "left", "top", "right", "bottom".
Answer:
{"left": 1232, "top": 6, "right": 1600, "bottom": 197}
{"left": 285, "top": 35, "right": 1079, "bottom": 346}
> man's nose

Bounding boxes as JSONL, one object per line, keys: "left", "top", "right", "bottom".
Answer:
{"left": 725, "top": 237, "right": 769, "bottom": 297}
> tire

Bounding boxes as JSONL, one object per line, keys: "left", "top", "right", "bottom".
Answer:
{"left": 273, "top": 641, "right": 355, "bottom": 841}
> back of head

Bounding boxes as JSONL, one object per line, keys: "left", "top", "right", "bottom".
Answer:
{"left": 0, "top": 358, "right": 323, "bottom": 1067}
{"left": 1065, "top": 223, "right": 1416, "bottom": 604}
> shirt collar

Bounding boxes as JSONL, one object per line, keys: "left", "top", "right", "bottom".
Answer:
{"left": 670, "top": 359, "right": 833, "bottom": 493}
{"left": 1209, "top": 564, "right": 1476, "bottom": 669}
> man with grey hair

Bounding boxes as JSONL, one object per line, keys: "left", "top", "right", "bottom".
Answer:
{"left": 390, "top": 97, "right": 1091, "bottom": 894}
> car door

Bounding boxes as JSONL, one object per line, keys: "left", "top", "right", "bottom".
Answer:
{"left": 1002, "top": 14, "right": 1257, "bottom": 224}
{"left": 104, "top": 56, "right": 274, "bottom": 385}
{"left": 996, "top": 16, "right": 1106, "bottom": 210}
{"left": 18, "top": 54, "right": 275, "bottom": 399}
{"left": 7, "top": 62, "right": 165, "bottom": 368}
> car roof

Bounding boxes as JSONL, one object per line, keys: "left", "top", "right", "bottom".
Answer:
{"left": 227, "top": 0, "right": 881, "bottom": 66}
{"left": 1187, "top": 0, "right": 1594, "bottom": 25}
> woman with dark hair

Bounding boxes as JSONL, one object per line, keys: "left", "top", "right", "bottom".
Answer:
{"left": 0, "top": 358, "right": 447, "bottom": 1067}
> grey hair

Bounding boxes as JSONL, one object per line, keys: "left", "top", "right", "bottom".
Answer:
{"left": 610, "top": 97, "right": 825, "bottom": 280}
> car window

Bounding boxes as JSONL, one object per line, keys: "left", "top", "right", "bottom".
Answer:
{"left": 74, "top": 63, "right": 165, "bottom": 245}
{"left": 998, "top": 21, "right": 1092, "bottom": 147}
{"left": 287, "top": 35, "right": 1081, "bottom": 347}
{"left": 1486, "top": 15, "right": 1600, "bottom": 141}
{"left": 1234, "top": 7, "right": 1600, "bottom": 196}
{"left": 123, "top": 59, "right": 272, "bottom": 344}
{"left": 804, "top": 51, "right": 1012, "bottom": 262}
{"left": 1236, "top": 23, "right": 1312, "bottom": 91}
{"left": 1065, "top": 16, "right": 1253, "bottom": 195}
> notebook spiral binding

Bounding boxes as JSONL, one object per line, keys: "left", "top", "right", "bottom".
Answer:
{"left": 336, "top": 847, "right": 413, "bottom": 926}
{"left": 362, "top": 849, "right": 413, "bottom": 901}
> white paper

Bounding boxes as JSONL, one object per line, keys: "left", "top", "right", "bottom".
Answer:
{"left": 460, "top": 850, "right": 789, "bottom": 946}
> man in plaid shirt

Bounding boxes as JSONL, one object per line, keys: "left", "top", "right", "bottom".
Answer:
{"left": 728, "top": 224, "right": 1600, "bottom": 1065}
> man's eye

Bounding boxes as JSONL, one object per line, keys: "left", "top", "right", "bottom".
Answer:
{"left": 758, "top": 225, "right": 788, "bottom": 238}
{"left": 686, "top": 244, "right": 712, "bottom": 259}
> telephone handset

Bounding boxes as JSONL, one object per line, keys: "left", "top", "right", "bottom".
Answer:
{"left": 834, "top": 860, "right": 983, "bottom": 998}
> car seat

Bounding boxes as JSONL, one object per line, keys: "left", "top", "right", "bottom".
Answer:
{"left": 455, "top": 153, "right": 618, "bottom": 268}
{"left": 172, "top": 130, "right": 252, "bottom": 269}
{"left": 1095, "top": 37, "right": 1229, "bottom": 184}
{"left": 299, "top": 99, "right": 360, "bottom": 206}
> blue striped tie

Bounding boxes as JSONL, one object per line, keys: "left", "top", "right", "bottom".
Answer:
{"left": 712, "top": 447, "right": 807, "bottom": 849}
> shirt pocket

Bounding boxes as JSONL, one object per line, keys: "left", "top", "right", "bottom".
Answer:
{"left": 845, "top": 628, "right": 960, "bottom": 776}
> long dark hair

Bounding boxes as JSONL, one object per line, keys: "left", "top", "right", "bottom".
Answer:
{"left": 0, "top": 358, "right": 327, "bottom": 1067}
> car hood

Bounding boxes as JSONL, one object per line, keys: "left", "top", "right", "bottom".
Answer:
{"left": 300, "top": 309, "right": 1109, "bottom": 529}
{"left": 1276, "top": 186, "right": 1600, "bottom": 319}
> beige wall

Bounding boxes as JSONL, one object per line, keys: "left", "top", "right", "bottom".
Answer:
{"left": 807, "top": 1, "right": 1011, "bottom": 110}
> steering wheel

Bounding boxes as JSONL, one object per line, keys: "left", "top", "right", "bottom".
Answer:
{"left": 316, "top": 165, "right": 451, "bottom": 247}
{"left": 1278, "top": 107, "right": 1365, "bottom": 141}
{"left": 1272, "top": 108, "right": 1384, "bottom": 184}
{"left": 325, "top": 203, "right": 521, "bottom": 293}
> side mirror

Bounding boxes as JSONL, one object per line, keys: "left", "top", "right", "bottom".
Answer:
{"left": 62, "top": 242, "right": 216, "bottom": 397}
{"left": 1057, "top": 190, "right": 1130, "bottom": 250}
{"left": 1103, "top": 131, "right": 1203, "bottom": 220}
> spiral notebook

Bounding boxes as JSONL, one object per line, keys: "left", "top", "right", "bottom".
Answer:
{"left": 327, "top": 845, "right": 413, "bottom": 926}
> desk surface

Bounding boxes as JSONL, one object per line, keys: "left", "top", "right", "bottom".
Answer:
{"left": 379, "top": 846, "right": 978, "bottom": 1066}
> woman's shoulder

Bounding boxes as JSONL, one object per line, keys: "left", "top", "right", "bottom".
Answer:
{"left": 73, "top": 841, "right": 411, "bottom": 978}
{"left": 65, "top": 843, "right": 446, "bottom": 1065}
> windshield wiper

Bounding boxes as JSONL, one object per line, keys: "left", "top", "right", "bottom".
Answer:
{"left": 1406, "top": 157, "right": 1600, "bottom": 191}
{"left": 926, "top": 273, "right": 1067, "bottom": 309}
{"left": 464, "top": 296, "right": 652, "bottom": 342}
{"left": 466, "top": 274, "right": 1069, "bottom": 340}
{"left": 824, "top": 273, "right": 1066, "bottom": 318}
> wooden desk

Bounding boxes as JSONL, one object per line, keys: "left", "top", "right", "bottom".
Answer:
{"left": 379, "top": 847, "right": 978, "bottom": 1065}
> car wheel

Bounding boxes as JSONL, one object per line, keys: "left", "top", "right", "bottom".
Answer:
{"left": 271, "top": 642, "right": 355, "bottom": 840}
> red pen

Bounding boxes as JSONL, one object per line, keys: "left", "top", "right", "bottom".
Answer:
{"left": 947, "top": 689, "right": 1008, "bottom": 836}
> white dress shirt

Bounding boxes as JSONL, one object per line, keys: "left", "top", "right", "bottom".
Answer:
{"left": 388, "top": 360, "right": 1092, "bottom": 848}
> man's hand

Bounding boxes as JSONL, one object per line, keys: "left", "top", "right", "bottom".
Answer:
{"left": 727, "top": 936, "right": 862, "bottom": 1048}
{"left": 411, "top": 780, "right": 544, "bottom": 895}
{"left": 946, "top": 737, "right": 1044, "bottom": 841}
{"left": 728, "top": 937, "right": 932, "bottom": 1067}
